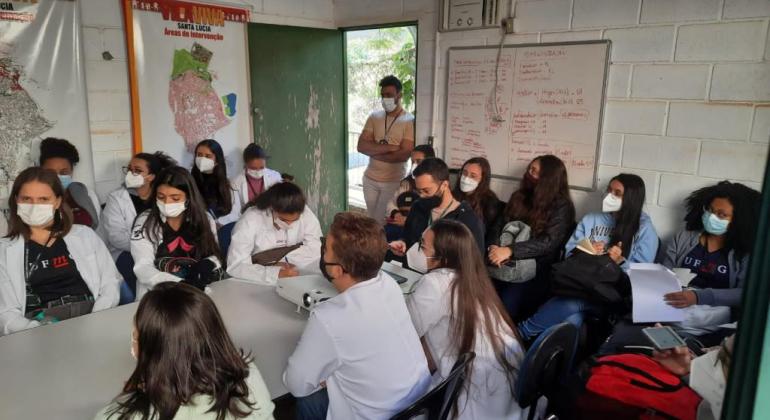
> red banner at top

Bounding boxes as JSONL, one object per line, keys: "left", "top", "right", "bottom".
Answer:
{"left": 133, "top": 0, "right": 249, "bottom": 25}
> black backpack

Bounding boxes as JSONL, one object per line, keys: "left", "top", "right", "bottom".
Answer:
{"left": 550, "top": 251, "right": 631, "bottom": 307}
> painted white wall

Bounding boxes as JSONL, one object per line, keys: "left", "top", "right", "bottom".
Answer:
{"left": 79, "top": 0, "right": 335, "bottom": 202}
{"left": 78, "top": 0, "right": 768, "bottom": 243}
{"left": 336, "top": 0, "right": 770, "bottom": 241}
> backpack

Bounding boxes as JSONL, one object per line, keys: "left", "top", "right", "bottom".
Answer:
{"left": 550, "top": 251, "right": 630, "bottom": 306}
{"left": 487, "top": 221, "right": 537, "bottom": 283}
{"left": 574, "top": 353, "right": 702, "bottom": 420}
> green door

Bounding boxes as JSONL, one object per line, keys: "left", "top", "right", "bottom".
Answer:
{"left": 248, "top": 23, "right": 346, "bottom": 230}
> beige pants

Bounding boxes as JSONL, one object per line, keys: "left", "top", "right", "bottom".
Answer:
{"left": 362, "top": 176, "right": 401, "bottom": 224}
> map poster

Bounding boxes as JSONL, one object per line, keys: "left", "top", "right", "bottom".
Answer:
{"left": 126, "top": 0, "right": 252, "bottom": 176}
{"left": 0, "top": 0, "right": 93, "bottom": 193}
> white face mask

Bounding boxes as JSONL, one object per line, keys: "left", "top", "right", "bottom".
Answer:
{"left": 156, "top": 200, "right": 186, "bottom": 218}
{"left": 406, "top": 242, "right": 430, "bottom": 274}
{"left": 459, "top": 176, "right": 479, "bottom": 193}
{"left": 689, "top": 351, "right": 726, "bottom": 420}
{"left": 273, "top": 213, "right": 293, "bottom": 231}
{"left": 409, "top": 163, "right": 418, "bottom": 178}
{"left": 246, "top": 168, "right": 265, "bottom": 179}
{"left": 17, "top": 203, "right": 55, "bottom": 227}
{"left": 195, "top": 156, "right": 216, "bottom": 174}
{"left": 124, "top": 172, "right": 145, "bottom": 189}
{"left": 602, "top": 193, "right": 623, "bottom": 213}
{"left": 381, "top": 97, "right": 397, "bottom": 113}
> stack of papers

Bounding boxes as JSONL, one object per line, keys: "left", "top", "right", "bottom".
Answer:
{"left": 629, "top": 263, "right": 684, "bottom": 323}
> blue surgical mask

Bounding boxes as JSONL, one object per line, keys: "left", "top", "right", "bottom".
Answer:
{"left": 702, "top": 211, "right": 729, "bottom": 236}
{"left": 58, "top": 174, "right": 72, "bottom": 189}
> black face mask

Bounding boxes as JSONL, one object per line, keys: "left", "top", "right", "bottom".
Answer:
{"left": 422, "top": 185, "right": 445, "bottom": 209}
{"left": 319, "top": 238, "right": 341, "bottom": 282}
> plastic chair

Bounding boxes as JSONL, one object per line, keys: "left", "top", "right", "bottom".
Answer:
{"left": 516, "top": 322, "right": 579, "bottom": 420}
{"left": 390, "top": 352, "right": 476, "bottom": 420}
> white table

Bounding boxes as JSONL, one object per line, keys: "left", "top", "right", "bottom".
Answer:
{"left": 0, "top": 280, "right": 308, "bottom": 420}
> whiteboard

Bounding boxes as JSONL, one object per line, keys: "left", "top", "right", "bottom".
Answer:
{"left": 444, "top": 41, "right": 610, "bottom": 190}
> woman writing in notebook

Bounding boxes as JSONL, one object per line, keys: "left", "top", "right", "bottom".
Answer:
{"left": 227, "top": 182, "right": 322, "bottom": 285}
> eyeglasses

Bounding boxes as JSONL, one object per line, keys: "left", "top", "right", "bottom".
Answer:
{"left": 122, "top": 166, "right": 144, "bottom": 175}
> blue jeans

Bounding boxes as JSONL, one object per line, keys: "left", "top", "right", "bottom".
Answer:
{"left": 295, "top": 388, "right": 329, "bottom": 420}
{"left": 116, "top": 252, "right": 136, "bottom": 304}
{"left": 518, "top": 296, "right": 601, "bottom": 341}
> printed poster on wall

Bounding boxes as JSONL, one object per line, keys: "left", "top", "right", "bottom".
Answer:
{"left": 0, "top": 0, "right": 93, "bottom": 193}
{"left": 127, "top": 0, "right": 251, "bottom": 176}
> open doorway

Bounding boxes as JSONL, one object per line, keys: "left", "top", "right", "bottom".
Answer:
{"left": 344, "top": 24, "right": 417, "bottom": 212}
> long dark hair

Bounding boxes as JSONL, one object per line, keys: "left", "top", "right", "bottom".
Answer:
{"left": 505, "top": 155, "right": 574, "bottom": 235}
{"left": 191, "top": 139, "right": 233, "bottom": 217}
{"left": 683, "top": 181, "right": 761, "bottom": 258}
{"left": 608, "top": 174, "right": 646, "bottom": 258}
{"left": 142, "top": 166, "right": 222, "bottom": 262}
{"left": 6, "top": 167, "right": 73, "bottom": 240}
{"left": 429, "top": 219, "right": 522, "bottom": 411}
{"left": 453, "top": 157, "right": 499, "bottom": 223}
{"left": 108, "top": 282, "right": 256, "bottom": 420}
{"left": 134, "top": 152, "right": 176, "bottom": 180}
{"left": 243, "top": 181, "right": 306, "bottom": 214}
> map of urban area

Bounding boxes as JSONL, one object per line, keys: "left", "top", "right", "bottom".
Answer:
{"left": 169, "top": 42, "right": 236, "bottom": 151}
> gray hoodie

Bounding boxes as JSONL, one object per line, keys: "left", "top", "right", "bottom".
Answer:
{"left": 658, "top": 230, "right": 748, "bottom": 308}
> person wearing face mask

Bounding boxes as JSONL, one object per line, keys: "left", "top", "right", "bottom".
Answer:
{"left": 0, "top": 167, "right": 119, "bottom": 335}
{"left": 565, "top": 173, "right": 658, "bottom": 270}
{"left": 515, "top": 173, "right": 658, "bottom": 342}
{"left": 39, "top": 137, "right": 102, "bottom": 231}
{"left": 385, "top": 144, "right": 435, "bottom": 225}
{"left": 227, "top": 182, "right": 322, "bottom": 285}
{"left": 95, "top": 282, "right": 275, "bottom": 420}
{"left": 452, "top": 157, "right": 503, "bottom": 248}
{"left": 406, "top": 220, "right": 527, "bottom": 419}
{"left": 284, "top": 212, "right": 430, "bottom": 420}
{"left": 102, "top": 152, "right": 176, "bottom": 300}
{"left": 191, "top": 139, "right": 241, "bottom": 255}
{"left": 487, "top": 155, "right": 576, "bottom": 320}
{"left": 388, "top": 158, "right": 484, "bottom": 268}
{"left": 130, "top": 166, "right": 223, "bottom": 299}
{"left": 383, "top": 145, "right": 435, "bottom": 241}
{"left": 357, "top": 75, "right": 415, "bottom": 223}
{"left": 231, "top": 143, "right": 282, "bottom": 208}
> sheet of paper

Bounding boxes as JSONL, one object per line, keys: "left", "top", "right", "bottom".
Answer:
{"left": 629, "top": 263, "right": 685, "bottom": 323}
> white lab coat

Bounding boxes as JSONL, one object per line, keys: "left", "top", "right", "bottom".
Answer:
{"left": 101, "top": 187, "right": 138, "bottom": 260}
{"left": 284, "top": 273, "right": 432, "bottom": 420}
{"left": 407, "top": 268, "right": 527, "bottom": 420}
{"left": 130, "top": 210, "right": 221, "bottom": 299}
{"left": 230, "top": 169, "right": 282, "bottom": 207}
{"left": 227, "top": 206, "right": 322, "bottom": 285}
{"left": 0, "top": 225, "right": 121, "bottom": 335}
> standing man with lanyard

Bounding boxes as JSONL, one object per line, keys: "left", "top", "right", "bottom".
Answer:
{"left": 357, "top": 75, "right": 415, "bottom": 223}
{"left": 388, "top": 158, "right": 485, "bottom": 270}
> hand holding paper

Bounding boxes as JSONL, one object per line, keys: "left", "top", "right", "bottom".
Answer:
{"left": 629, "top": 263, "right": 685, "bottom": 323}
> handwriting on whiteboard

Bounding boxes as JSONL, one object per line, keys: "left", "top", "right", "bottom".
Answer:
{"left": 445, "top": 43, "right": 608, "bottom": 189}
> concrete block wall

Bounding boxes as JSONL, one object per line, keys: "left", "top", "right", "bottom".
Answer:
{"left": 426, "top": 0, "right": 770, "bottom": 240}
{"left": 79, "top": 0, "right": 335, "bottom": 202}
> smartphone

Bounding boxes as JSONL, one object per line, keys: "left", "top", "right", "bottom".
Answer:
{"left": 642, "top": 326, "right": 687, "bottom": 350}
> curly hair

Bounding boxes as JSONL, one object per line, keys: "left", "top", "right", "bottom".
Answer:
{"left": 39, "top": 137, "right": 80, "bottom": 166}
{"left": 683, "top": 181, "right": 761, "bottom": 258}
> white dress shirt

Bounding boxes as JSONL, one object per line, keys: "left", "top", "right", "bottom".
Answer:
{"left": 407, "top": 268, "right": 527, "bottom": 420}
{"left": 226, "top": 206, "right": 322, "bottom": 285}
{"left": 284, "top": 272, "right": 431, "bottom": 419}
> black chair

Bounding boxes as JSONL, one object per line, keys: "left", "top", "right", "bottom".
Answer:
{"left": 516, "top": 322, "right": 579, "bottom": 420}
{"left": 390, "top": 352, "right": 476, "bottom": 420}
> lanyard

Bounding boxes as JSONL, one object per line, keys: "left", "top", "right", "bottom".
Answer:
{"left": 427, "top": 200, "right": 457, "bottom": 229}
{"left": 384, "top": 109, "right": 403, "bottom": 140}
{"left": 24, "top": 231, "right": 53, "bottom": 285}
